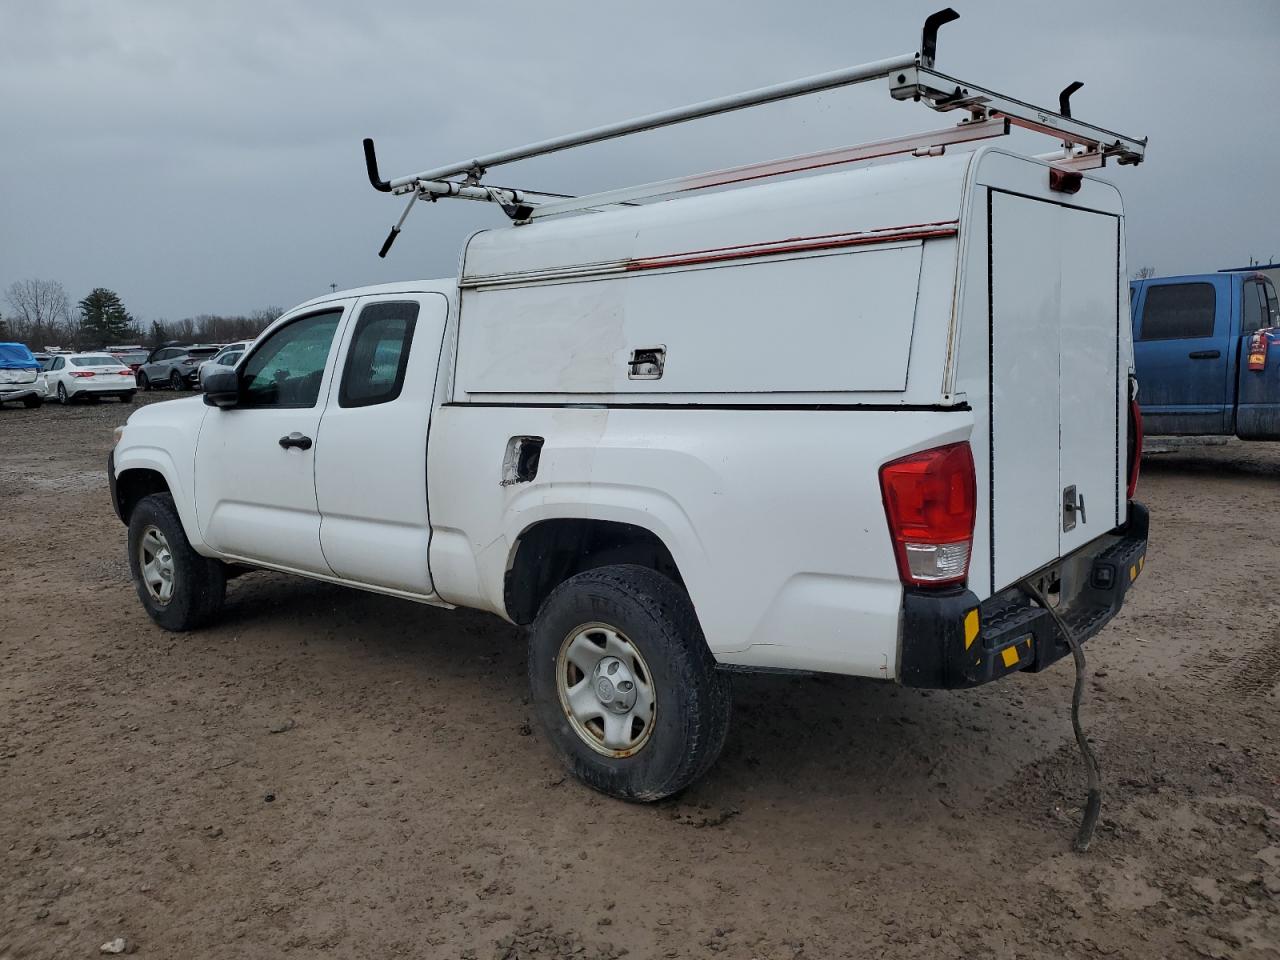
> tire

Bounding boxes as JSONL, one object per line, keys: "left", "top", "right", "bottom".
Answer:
{"left": 169, "top": 371, "right": 183, "bottom": 391}
{"left": 527, "top": 564, "right": 732, "bottom": 802}
{"left": 22, "top": 395, "right": 42, "bottom": 408}
{"left": 119, "top": 392, "right": 134, "bottom": 404}
{"left": 138, "top": 372, "right": 150, "bottom": 391}
{"left": 56, "top": 382, "right": 69, "bottom": 404}
{"left": 127, "top": 493, "right": 226, "bottom": 631}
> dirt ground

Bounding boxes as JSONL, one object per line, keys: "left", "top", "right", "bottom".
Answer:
{"left": 1, "top": 393, "right": 1278, "bottom": 960}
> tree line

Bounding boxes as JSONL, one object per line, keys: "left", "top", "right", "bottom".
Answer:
{"left": 0, "top": 278, "right": 280, "bottom": 352}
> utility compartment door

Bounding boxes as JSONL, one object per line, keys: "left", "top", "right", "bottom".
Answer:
{"left": 1058, "top": 205, "right": 1122, "bottom": 554}
{"left": 989, "top": 194, "right": 1062, "bottom": 591}
{"left": 988, "top": 191, "right": 1121, "bottom": 591}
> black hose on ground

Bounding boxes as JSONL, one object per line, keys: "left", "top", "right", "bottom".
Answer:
{"left": 1020, "top": 581, "right": 1102, "bottom": 853}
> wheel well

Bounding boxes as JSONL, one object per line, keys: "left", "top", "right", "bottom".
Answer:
{"left": 504, "top": 519, "right": 684, "bottom": 625}
{"left": 116, "top": 468, "right": 170, "bottom": 523}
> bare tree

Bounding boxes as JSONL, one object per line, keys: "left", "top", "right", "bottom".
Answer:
{"left": 146, "top": 307, "right": 283, "bottom": 348}
{"left": 5, "top": 278, "right": 73, "bottom": 348}
{"left": 1132, "top": 265, "right": 1157, "bottom": 280}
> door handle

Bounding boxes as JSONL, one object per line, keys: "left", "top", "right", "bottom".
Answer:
{"left": 278, "top": 432, "right": 313, "bottom": 451}
{"left": 1188, "top": 349, "right": 1221, "bottom": 360}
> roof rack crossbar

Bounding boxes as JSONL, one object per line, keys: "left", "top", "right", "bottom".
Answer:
{"left": 891, "top": 66, "right": 1146, "bottom": 165}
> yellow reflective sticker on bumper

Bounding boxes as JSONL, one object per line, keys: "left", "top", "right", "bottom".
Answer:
{"left": 1001, "top": 646, "right": 1020, "bottom": 668}
{"left": 964, "top": 609, "right": 980, "bottom": 650}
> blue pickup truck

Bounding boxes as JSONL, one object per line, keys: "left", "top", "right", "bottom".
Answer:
{"left": 1131, "top": 271, "right": 1280, "bottom": 438}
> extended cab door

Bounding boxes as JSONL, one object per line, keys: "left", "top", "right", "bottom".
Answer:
{"left": 194, "top": 305, "right": 349, "bottom": 573}
{"left": 1236, "top": 276, "right": 1280, "bottom": 440}
{"left": 1132, "top": 277, "right": 1231, "bottom": 435}
{"left": 314, "top": 294, "right": 449, "bottom": 596}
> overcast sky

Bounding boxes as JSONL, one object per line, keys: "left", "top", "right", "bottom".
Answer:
{"left": 2, "top": 0, "right": 1277, "bottom": 323}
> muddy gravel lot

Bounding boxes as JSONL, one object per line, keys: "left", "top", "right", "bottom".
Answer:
{"left": 1, "top": 393, "right": 1278, "bottom": 959}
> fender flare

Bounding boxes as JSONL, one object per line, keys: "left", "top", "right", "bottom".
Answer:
{"left": 112, "top": 445, "right": 212, "bottom": 554}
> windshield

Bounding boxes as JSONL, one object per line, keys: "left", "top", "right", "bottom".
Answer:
{"left": 71, "top": 355, "right": 121, "bottom": 367}
{"left": 185, "top": 348, "right": 218, "bottom": 359}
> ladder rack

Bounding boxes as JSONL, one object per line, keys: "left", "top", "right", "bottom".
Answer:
{"left": 363, "top": 8, "right": 1147, "bottom": 257}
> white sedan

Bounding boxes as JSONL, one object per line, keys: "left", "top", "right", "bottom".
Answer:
{"left": 43, "top": 353, "right": 137, "bottom": 404}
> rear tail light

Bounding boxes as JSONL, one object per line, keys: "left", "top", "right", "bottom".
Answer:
{"left": 118, "top": 370, "right": 133, "bottom": 375}
{"left": 1127, "top": 391, "right": 1143, "bottom": 500}
{"left": 1247, "top": 330, "right": 1269, "bottom": 372}
{"left": 879, "top": 442, "right": 976, "bottom": 588}
{"left": 69, "top": 371, "right": 95, "bottom": 378}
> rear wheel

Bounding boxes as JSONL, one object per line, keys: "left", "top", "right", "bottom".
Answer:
{"left": 127, "top": 493, "right": 225, "bottom": 631}
{"left": 22, "top": 395, "right": 41, "bottom": 408}
{"left": 527, "top": 564, "right": 732, "bottom": 802}
{"left": 119, "top": 392, "right": 134, "bottom": 403}
{"left": 169, "top": 371, "right": 183, "bottom": 391}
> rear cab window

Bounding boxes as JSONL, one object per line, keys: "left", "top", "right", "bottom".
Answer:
{"left": 1138, "top": 283, "right": 1217, "bottom": 341}
{"left": 338, "top": 301, "right": 419, "bottom": 408}
{"left": 71, "top": 355, "right": 120, "bottom": 366}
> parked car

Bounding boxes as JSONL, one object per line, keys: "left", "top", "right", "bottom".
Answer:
{"left": 136, "top": 344, "right": 221, "bottom": 391}
{"left": 110, "top": 349, "right": 150, "bottom": 373}
{"left": 44, "top": 353, "right": 136, "bottom": 404}
{"left": 108, "top": 44, "right": 1150, "bottom": 801}
{"left": 197, "top": 340, "right": 252, "bottom": 389}
{"left": 32, "top": 352, "right": 56, "bottom": 371}
{"left": 1132, "top": 271, "right": 1280, "bottom": 438}
{"left": 0, "top": 343, "right": 44, "bottom": 408}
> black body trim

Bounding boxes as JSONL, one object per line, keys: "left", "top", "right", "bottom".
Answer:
{"left": 898, "top": 502, "right": 1149, "bottom": 689}
{"left": 107, "top": 449, "right": 122, "bottom": 522}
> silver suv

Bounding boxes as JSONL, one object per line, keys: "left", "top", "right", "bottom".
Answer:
{"left": 136, "top": 344, "right": 220, "bottom": 391}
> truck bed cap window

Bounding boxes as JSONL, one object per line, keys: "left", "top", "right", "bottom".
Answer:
{"left": 1139, "top": 283, "right": 1216, "bottom": 341}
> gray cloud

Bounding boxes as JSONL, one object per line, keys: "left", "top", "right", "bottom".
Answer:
{"left": 2, "top": 0, "right": 1277, "bottom": 321}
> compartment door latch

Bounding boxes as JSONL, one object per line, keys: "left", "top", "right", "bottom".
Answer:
{"left": 627, "top": 346, "right": 665, "bottom": 380}
{"left": 1062, "top": 485, "right": 1087, "bottom": 532}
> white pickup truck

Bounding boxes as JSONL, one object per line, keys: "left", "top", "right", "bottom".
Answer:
{"left": 108, "top": 25, "right": 1150, "bottom": 800}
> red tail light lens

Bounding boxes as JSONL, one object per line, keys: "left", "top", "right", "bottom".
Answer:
{"left": 879, "top": 442, "right": 977, "bottom": 588}
{"left": 1247, "top": 330, "right": 1269, "bottom": 372}
{"left": 1127, "top": 395, "right": 1143, "bottom": 500}
{"left": 69, "top": 371, "right": 95, "bottom": 378}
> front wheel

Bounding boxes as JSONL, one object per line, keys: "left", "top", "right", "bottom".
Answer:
{"left": 137, "top": 372, "right": 150, "bottom": 391}
{"left": 127, "top": 493, "right": 226, "bottom": 631}
{"left": 56, "top": 382, "right": 69, "bottom": 404}
{"left": 527, "top": 564, "right": 732, "bottom": 802}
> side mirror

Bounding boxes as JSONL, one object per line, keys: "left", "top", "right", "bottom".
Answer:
{"left": 202, "top": 368, "right": 240, "bottom": 408}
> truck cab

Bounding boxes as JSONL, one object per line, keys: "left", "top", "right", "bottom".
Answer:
{"left": 1131, "top": 272, "right": 1280, "bottom": 438}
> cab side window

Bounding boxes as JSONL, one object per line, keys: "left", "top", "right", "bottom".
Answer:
{"left": 1242, "top": 281, "right": 1268, "bottom": 336}
{"left": 239, "top": 310, "right": 343, "bottom": 409}
{"left": 1138, "top": 283, "right": 1216, "bottom": 341}
{"left": 51, "top": 357, "right": 64, "bottom": 371}
{"left": 338, "top": 301, "right": 419, "bottom": 408}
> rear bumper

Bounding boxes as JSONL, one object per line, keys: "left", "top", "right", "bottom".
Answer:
{"left": 0, "top": 385, "right": 41, "bottom": 400}
{"left": 897, "top": 502, "right": 1149, "bottom": 689}
{"left": 71, "top": 379, "right": 135, "bottom": 394}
